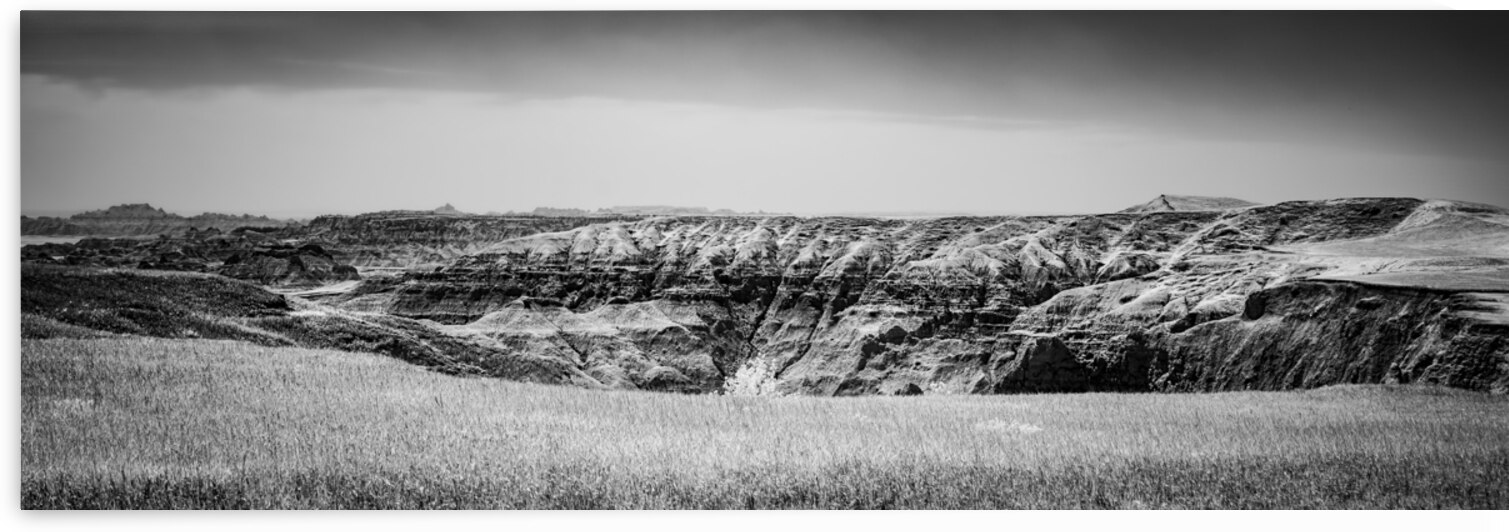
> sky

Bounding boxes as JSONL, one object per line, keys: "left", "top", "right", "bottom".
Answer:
{"left": 19, "top": 11, "right": 1509, "bottom": 217}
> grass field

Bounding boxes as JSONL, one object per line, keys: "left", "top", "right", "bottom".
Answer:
{"left": 21, "top": 337, "right": 1509, "bottom": 509}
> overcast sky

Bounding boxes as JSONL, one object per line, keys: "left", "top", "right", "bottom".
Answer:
{"left": 20, "top": 11, "right": 1509, "bottom": 217}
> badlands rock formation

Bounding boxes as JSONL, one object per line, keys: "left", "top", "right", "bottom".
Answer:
{"left": 22, "top": 196, "right": 1509, "bottom": 396}
{"left": 22, "top": 229, "right": 358, "bottom": 288}
{"left": 313, "top": 197, "right": 1509, "bottom": 395}
{"left": 292, "top": 211, "right": 639, "bottom": 269}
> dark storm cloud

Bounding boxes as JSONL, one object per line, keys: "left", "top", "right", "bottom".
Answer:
{"left": 21, "top": 11, "right": 1509, "bottom": 161}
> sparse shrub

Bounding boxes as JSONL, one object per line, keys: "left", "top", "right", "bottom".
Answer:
{"left": 722, "top": 357, "right": 783, "bottom": 396}
{"left": 925, "top": 379, "right": 971, "bottom": 395}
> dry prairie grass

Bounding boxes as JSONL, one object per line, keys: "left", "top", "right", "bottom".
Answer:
{"left": 21, "top": 337, "right": 1509, "bottom": 509}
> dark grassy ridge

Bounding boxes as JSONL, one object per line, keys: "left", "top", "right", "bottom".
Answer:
{"left": 21, "top": 263, "right": 288, "bottom": 340}
{"left": 23, "top": 452, "right": 1509, "bottom": 510}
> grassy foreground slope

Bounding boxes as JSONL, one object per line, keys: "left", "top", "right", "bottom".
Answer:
{"left": 22, "top": 337, "right": 1509, "bottom": 509}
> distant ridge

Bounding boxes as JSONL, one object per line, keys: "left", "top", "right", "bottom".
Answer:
{"left": 72, "top": 203, "right": 175, "bottom": 219}
{"left": 1119, "top": 195, "right": 1259, "bottom": 213}
{"left": 20, "top": 203, "right": 294, "bottom": 236}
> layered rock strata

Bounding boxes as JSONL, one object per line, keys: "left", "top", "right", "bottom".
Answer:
{"left": 320, "top": 197, "right": 1509, "bottom": 395}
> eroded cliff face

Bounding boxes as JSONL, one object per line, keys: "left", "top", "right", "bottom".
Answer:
{"left": 318, "top": 197, "right": 1509, "bottom": 395}
{"left": 1150, "top": 281, "right": 1509, "bottom": 393}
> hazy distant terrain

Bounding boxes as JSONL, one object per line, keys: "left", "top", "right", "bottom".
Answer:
{"left": 21, "top": 203, "right": 295, "bottom": 236}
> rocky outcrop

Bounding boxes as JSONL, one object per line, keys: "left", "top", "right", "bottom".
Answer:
{"left": 317, "top": 197, "right": 1509, "bottom": 395}
{"left": 218, "top": 244, "right": 360, "bottom": 288}
{"left": 436, "top": 297, "right": 750, "bottom": 393}
{"left": 1119, "top": 194, "right": 1260, "bottom": 213}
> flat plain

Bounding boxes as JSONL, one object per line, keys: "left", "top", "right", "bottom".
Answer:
{"left": 22, "top": 337, "right": 1509, "bottom": 509}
